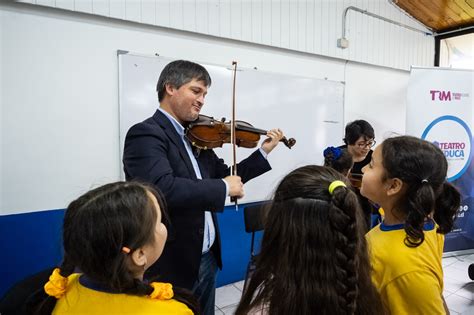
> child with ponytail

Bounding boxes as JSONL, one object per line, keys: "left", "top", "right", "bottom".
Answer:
{"left": 361, "top": 136, "right": 460, "bottom": 314}
{"left": 235, "top": 165, "right": 384, "bottom": 315}
{"left": 28, "top": 181, "right": 198, "bottom": 314}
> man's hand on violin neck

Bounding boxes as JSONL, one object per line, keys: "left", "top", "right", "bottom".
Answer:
{"left": 261, "top": 128, "right": 284, "bottom": 154}
{"left": 224, "top": 175, "right": 244, "bottom": 198}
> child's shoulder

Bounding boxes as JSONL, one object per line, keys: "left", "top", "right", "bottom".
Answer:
{"left": 366, "top": 223, "right": 406, "bottom": 243}
{"left": 367, "top": 223, "right": 444, "bottom": 277}
{"left": 56, "top": 277, "right": 193, "bottom": 315}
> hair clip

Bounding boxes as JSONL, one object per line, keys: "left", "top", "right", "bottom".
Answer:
{"left": 323, "top": 146, "right": 342, "bottom": 160}
{"left": 122, "top": 247, "right": 131, "bottom": 254}
{"left": 421, "top": 179, "right": 429, "bottom": 184}
{"left": 44, "top": 268, "right": 68, "bottom": 299}
{"left": 149, "top": 282, "right": 174, "bottom": 300}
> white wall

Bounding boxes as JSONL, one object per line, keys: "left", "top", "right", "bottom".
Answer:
{"left": 17, "top": 0, "right": 434, "bottom": 70}
{"left": 1, "top": 2, "right": 409, "bottom": 215}
{"left": 345, "top": 61, "right": 408, "bottom": 141}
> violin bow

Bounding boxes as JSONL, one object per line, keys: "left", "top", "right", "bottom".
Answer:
{"left": 230, "top": 61, "right": 238, "bottom": 210}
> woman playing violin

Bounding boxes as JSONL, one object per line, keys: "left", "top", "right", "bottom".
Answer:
{"left": 338, "top": 120, "right": 378, "bottom": 230}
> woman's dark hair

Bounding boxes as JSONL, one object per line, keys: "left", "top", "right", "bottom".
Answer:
{"left": 157, "top": 60, "right": 211, "bottom": 101}
{"left": 380, "top": 136, "right": 460, "bottom": 247}
{"left": 29, "top": 181, "right": 199, "bottom": 315}
{"left": 236, "top": 165, "right": 384, "bottom": 315}
{"left": 324, "top": 146, "right": 354, "bottom": 175}
{"left": 343, "top": 120, "right": 375, "bottom": 145}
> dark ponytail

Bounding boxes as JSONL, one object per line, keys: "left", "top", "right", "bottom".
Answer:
{"left": 434, "top": 182, "right": 460, "bottom": 234}
{"left": 27, "top": 257, "right": 75, "bottom": 315}
{"left": 404, "top": 181, "right": 436, "bottom": 246}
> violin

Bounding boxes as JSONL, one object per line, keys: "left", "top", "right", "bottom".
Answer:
{"left": 348, "top": 173, "right": 363, "bottom": 189}
{"left": 185, "top": 114, "right": 296, "bottom": 150}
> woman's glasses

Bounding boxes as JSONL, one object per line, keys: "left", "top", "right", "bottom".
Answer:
{"left": 356, "top": 140, "right": 376, "bottom": 148}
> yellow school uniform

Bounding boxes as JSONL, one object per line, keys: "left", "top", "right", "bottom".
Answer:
{"left": 53, "top": 274, "right": 193, "bottom": 315}
{"left": 366, "top": 220, "right": 445, "bottom": 315}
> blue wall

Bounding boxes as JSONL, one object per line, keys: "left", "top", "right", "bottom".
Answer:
{"left": 0, "top": 203, "right": 263, "bottom": 298}
{"left": 0, "top": 209, "right": 65, "bottom": 297}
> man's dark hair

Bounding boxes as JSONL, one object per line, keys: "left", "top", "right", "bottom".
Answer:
{"left": 156, "top": 60, "right": 211, "bottom": 101}
{"left": 343, "top": 120, "right": 375, "bottom": 145}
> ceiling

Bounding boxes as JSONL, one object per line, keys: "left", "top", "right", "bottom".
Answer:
{"left": 393, "top": 0, "right": 474, "bottom": 32}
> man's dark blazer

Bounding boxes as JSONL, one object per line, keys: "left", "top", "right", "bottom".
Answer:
{"left": 123, "top": 109, "right": 271, "bottom": 289}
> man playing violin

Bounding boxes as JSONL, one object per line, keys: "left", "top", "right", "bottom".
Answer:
{"left": 123, "top": 60, "right": 284, "bottom": 315}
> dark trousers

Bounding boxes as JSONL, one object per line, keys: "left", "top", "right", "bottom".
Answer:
{"left": 192, "top": 251, "right": 218, "bottom": 315}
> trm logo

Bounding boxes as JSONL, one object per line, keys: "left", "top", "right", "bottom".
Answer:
{"left": 430, "top": 90, "right": 451, "bottom": 101}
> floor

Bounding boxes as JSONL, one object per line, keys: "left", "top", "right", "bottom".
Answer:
{"left": 442, "top": 253, "right": 474, "bottom": 314}
{"left": 215, "top": 253, "right": 474, "bottom": 315}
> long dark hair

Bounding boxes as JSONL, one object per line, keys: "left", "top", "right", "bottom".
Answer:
{"left": 29, "top": 181, "right": 199, "bottom": 314}
{"left": 236, "top": 165, "right": 384, "bottom": 315}
{"left": 381, "top": 136, "right": 460, "bottom": 247}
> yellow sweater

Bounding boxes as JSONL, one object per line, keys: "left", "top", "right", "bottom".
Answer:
{"left": 366, "top": 221, "right": 445, "bottom": 315}
{"left": 53, "top": 274, "right": 193, "bottom": 315}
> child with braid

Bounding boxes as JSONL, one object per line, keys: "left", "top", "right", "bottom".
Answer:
{"left": 236, "top": 165, "right": 384, "bottom": 315}
{"left": 28, "top": 181, "right": 198, "bottom": 314}
{"left": 361, "top": 136, "right": 460, "bottom": 314}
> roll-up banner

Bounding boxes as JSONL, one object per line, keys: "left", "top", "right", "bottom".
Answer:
{"left": 406, "top": 67, "right": 474, "bottom": 252}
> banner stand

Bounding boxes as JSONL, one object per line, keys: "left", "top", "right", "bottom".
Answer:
{"left": 407, "top": 66, "right": 474, "bottom": 253}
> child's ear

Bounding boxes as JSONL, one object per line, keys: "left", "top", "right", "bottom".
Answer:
{"left": 386, "top": 178, "right": 404, "bottom": 196}
{"left": 130, "top": 248, "right": 147, "bottom": 268}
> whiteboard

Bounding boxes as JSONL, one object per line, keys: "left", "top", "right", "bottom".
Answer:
{"left": 119, "top": 52, "right": 344, "bottom": 204}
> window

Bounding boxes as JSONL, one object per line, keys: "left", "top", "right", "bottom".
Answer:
{"left": 436, "top": 30, "right": 474, "bottom": 69}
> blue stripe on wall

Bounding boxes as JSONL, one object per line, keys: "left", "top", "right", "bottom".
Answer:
{"left": 0, "top": 209, "right": 65, "bottom": 298}
{"left": 0, "top": 203, "right": 264, "bottom": 298}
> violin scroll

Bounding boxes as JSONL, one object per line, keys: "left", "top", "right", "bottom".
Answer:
{"left": 282, "top": 137, "right": 296, "bottom": 149}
